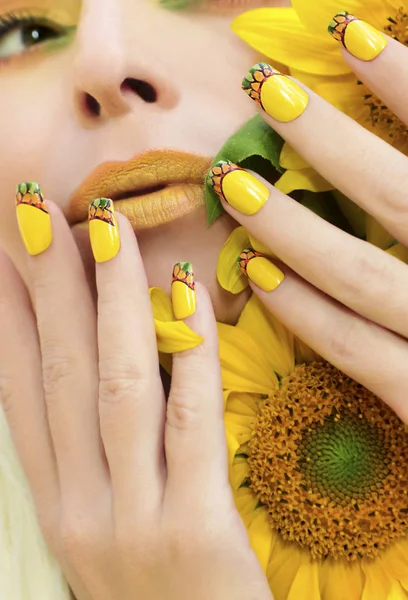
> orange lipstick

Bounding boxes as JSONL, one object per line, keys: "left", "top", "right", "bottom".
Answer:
{"left": 67, "top": 149, "right": 212, "bottom": 230}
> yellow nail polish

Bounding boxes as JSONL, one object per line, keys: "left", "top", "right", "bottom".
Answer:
{"left": 172, "top": 262, "right": 196, "bottom": 320}
{"left": 328, "top": 12, "right": 387, "bottom": 61}
{"left": 239, "top": 248, "right": 284, "bottom": 292}
{"left": 242, "top": 63, "right": 308, "bottom": 123}
{"left": 208, "top": 161, "right": 269, "bottom": 215}
{"left": 16, "top": 183, "right": 52, "bottom": 256}
{"left": 88, "top": 198, "right": 121, "bottom": 263}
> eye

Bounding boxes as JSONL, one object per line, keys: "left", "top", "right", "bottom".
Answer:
{"left": 0, "top": 16, "right": 64, "bottom": 60}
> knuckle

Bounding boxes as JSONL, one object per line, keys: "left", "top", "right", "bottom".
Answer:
{"left": 42, "top": 351, "right": 77, "bottom": 399}
{"left": 337, "top": 250, "right": 387, "bottom": 304}
{"left": 166, "top": 392, "right": 202, "bottom": 432}
{"left": 327, "top": 316, "right": 361, "bottom": 364}
{"left": 99, "top": 364, "right": 148, "bottom": 406}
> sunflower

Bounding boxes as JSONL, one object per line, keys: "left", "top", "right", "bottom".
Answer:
{"left": 231, "top": 0, "right": 408, "bottom": 196}
{"left": 219, "top": 292, "right": 408, "bottom": 600}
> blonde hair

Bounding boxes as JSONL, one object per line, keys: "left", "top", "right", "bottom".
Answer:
{"left": 0, "top": 409, "right": 71, "bottom": 599}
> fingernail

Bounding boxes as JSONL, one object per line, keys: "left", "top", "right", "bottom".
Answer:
{"left": 208, "top": 161, "right": 269, "bottom": 216}
{"left": 88, "top": 198, "right": 121, "bottom": 263}
{"left": 16, "top": 182, "right": 52, "bottom": 256}
{"left": 328, "top": 12, "right": 387, "bottom": 60}
{"left": 242, "top": 62, "right": 309, "bottom": 122}
{"left": 172, "top": 262, "right": 196, "bottom": 320}
{"left": 239, "top": 248, "right": 284, "bottom": 292}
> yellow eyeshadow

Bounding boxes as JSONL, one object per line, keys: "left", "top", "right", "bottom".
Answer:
{"left": 0, "top": 0, "right": 81, "bottom": 26}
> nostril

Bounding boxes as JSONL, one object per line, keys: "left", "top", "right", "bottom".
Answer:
{"left": 84, "top": 93, "right": 101, "bottom": 117}
{"left": 122, "top": 78, "right": 157, "bottom": 103}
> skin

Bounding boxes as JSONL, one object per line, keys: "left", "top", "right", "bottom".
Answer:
{"left": 0, "top": 1, "right": 287, "bottom": 598}
{"left": 0, "top": 0, "right": 288, "bottom": 324}
{"left": 0, "top": 2, "right": 407, "bottom": 599}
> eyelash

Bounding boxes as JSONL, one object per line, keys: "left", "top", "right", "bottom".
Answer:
{"left": 0, "top": 10, "right": 68, "bottom": 62}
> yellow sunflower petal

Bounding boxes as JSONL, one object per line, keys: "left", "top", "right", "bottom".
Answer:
{"left": 218, "top": 322, "right": 277, "bottom": 394}
{"left": 387, "top": 580, "right": 408, "bottom": 599}
{"left": 366, "top": 217, "right": 394, "bottom": 249}
{"left": 230, "top": 456, "right": 250, "bottom": 490}
{"left": 237, "top": 294, "right": 294, "bottom": 377}
{"left": 381, "top": 540, "right": 408, "bottom": 591}
{"left": 234, "top": 487, "right": 259, "bottom": 527}
{"left": 332, "top": 191, "right": 366, "bottom": 238}
{"left": 386, "top": 243, "right": 408, "bottom": 265}
{"left": 226, "top": 391, "right": 259, "bottom": 417}
{"left": 292, "top": 0, "right": 389, "bottom": 37}
{"left": 225, "top": 411, "right": 256, "bottom": 431}
{"left": 361, "top": 557, "right": 393, "bottom": 600}
{"left": 314, "top": 78, "right": 368, "bottom": 120}
{"left": 225, "top": 429, "right": 240, "bottom": 470}
{"left": 232, "top": 7, "right": 349, "bottom": 75}
{"left": 224, "top": 413, "right": 254, "bottom": 446}
{"left": 279, "top": 142, "right": 309, "bottom": 170}
{"left": 217, "top": 226, "right": 250, "bottom": 294}
{"left": 267, "top": 537, "right": 304, "bottom": 600}
{"left": 275, "top": 167, "right": 333, "bottom": 195}
{"left": 294, "top": 337, "right": 320, "bottom": 364}
{"left": 149, "top": 287, "right": 204, "bottom": 353}
{"left": 247, "top": 509, "right": 276, "bottom": 572}
{"left": 286, "top": 555, "right": 320, "bottom": 600}
{"left": 290, "top": 68, "right": 353, "bottom": 90}
{"left": 319, "top": 557, "right": 364, "bottom": 600}
{"left": 248, "top": 233, "right": 274, "bottom": 257}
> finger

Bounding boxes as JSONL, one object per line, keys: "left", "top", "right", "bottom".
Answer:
{"left": 247, "top": 262, "right": 408, "bottom": 424}
{"left": 0, "top": 249, "right": 59, "bottom": 525}
{"left": 240, "top": 62, "right": 408, "bottom": 245}
{"left": 166, "top": 276, "right": 229, "bottom": 497}
{"left": 328, "top": 13, "right": 408, "bottom": 125}
{"left": 16, "top": 185, "right": 108, "bottom": 508}
{"left": 210, "top": 162, "right": 408, "bottom": 339}
{"left": 92, "top": 206, "right": 165, "bottom": 515}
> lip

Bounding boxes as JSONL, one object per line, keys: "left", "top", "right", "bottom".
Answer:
{"left": 67, "top": 149, "right": 213, "bottom": 230}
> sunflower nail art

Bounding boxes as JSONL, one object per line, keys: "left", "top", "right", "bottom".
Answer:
{"left": 88, "top": 198, "right": 120, "bottom": 263}
{"left": 16, "top": 182, "right": 52, "bottom": 256}
{"left": 172, "top": 262, "right": 196, "bottom": 320}
{"left": 208, "top": 160, "right": 268, "bottom": 216}
{"left": 242, "top": 62, "right": 309, "bottom": 122}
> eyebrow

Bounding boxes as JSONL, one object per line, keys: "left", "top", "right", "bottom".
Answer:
{"left": 159, "top": 0, "right": 197, "bottom": 9}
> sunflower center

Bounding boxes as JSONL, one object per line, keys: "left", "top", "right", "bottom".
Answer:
{"left": 360, "top": 8, "right": 408, "bottom": 145}
{"left": 247, "top": 362, "right": 408, "bottom": 561}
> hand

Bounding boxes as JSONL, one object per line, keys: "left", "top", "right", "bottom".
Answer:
{"left": 0, "top": 200, "right": 272, "bottom": 600}
{"left": 210, "top": 28, "right": 408, "bottom": 424}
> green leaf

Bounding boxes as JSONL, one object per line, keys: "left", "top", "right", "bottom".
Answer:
{"left": 205, "top": 115, "right": 285, "bottom": 225}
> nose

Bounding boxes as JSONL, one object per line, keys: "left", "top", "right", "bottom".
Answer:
{"left": 71, "top": 2, "right": 179, "bottom": 121}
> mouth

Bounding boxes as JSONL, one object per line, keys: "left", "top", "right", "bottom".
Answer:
{"left": 67, "top": 149, "right": 213, "bottom": 230}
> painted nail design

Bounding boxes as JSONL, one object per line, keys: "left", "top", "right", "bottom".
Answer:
{"left": 88, "top": 198, "right": 120, "bottom": 263}
{"left": 208, "top": 161, "right": 269, "bottom": 216}
{"left": 328, "top": 12, "right": 387, "bottom": 61}
{"left": 172, "top": 262, "right": 196, "bottom": 320}
{"left": 16, "top": 182, "right": 52, "bottom": 256}
{"left": 242, "top": 62, "right": 309, "bottom": 123}
{"left": 239, "top": 248, "right": 284, "bottom": 292}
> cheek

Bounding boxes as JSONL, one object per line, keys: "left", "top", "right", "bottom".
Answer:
{"left": 0, "top": 59, "right": 73, "bottom": 262}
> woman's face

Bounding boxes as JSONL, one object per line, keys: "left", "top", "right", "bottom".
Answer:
{"left": 0, "top": 0, "right": 286, "bottom": 322}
